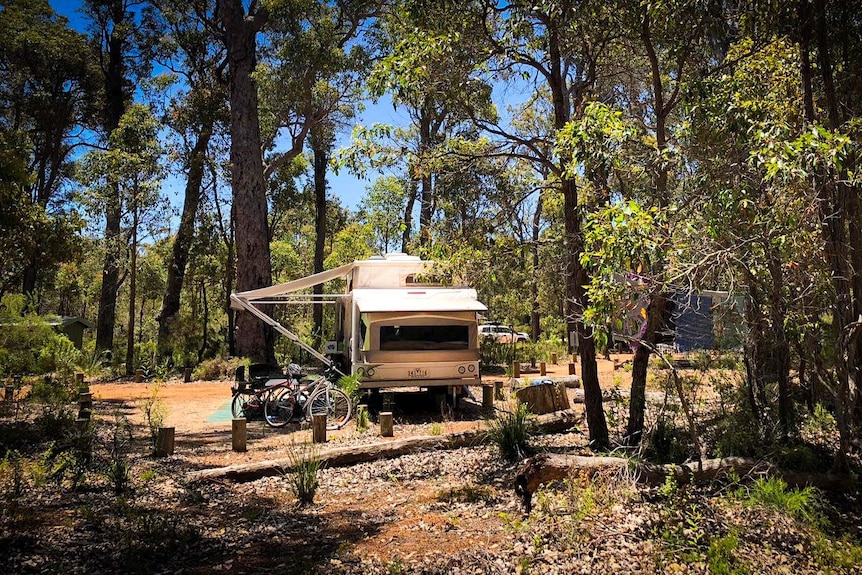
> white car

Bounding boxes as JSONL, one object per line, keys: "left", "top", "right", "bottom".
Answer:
{"left": 479, "top": 324, "right": 530, "bottom": 343}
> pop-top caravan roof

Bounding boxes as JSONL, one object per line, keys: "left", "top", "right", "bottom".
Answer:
{"left": 352, "top": 288, "right": 486, "bottom": 313}
{"left": 229, "top": 254, "right": 485, "bottom": 366}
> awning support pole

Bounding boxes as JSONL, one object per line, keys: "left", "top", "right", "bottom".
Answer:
{"left": 230, "top": 294, "right": 338, "bottom": 371}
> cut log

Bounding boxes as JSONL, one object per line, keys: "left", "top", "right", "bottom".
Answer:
{"left": 513, "top": 452, "right": 856, "bottom": 513}
{"left": 515, "top": 382, "right": 571, "bottom": 414}
{"left": 187, "top": 409, "right": 582, "bottom": 483}
{"left": 154, "top": 427, "right": 175, "bottom": 457}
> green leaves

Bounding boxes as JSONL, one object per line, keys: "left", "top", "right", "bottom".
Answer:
{"left": 580, "top": 200, "right": 668, "bottom": 329}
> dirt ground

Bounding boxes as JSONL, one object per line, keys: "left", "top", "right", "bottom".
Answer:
{"left": 88, "top": 354, "right": 636, "bottom": 464}
{"left": 6, "top": 353, "right": 861, "bottom": 575}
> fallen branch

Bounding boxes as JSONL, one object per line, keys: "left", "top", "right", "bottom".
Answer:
{"left": 187, "top": 409, "right": 582, "bottom": 483}
{"left": 513, "top": 452, "right": 857, "bottom": 513}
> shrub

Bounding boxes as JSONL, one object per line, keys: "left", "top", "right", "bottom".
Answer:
{"left": 487, "top": 400, "right": 532, "bottom": 461}
{"left": 192, "top": 356, "right": 246, "bottom": 381}
{"left": 101, "top": 413, "right": 134, "bottom": 495}
{"left": 337, "top": 372, "right": 361, "bottom": 402}
{"left": 646, "top": 416, "right": 691, "bottom": 464}
{"left": 285, "top": 443, "right": 322, "bottom": 505}
{"left": 138, "top": 383, "right": 167, "bottom": 449}
{"left": 741, "top": 477, "right": 821, "bottom": 525}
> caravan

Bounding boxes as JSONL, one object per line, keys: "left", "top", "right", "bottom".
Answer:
{"left": 230, "top": 254, "right": 486, "bottom": 391}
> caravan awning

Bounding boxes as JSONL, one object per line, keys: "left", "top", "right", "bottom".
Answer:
{"left": 230, "top": 262, "right": 355, "bottom": 308}
{"left": 352, "top": 288, "right": 487, "bottom": 313}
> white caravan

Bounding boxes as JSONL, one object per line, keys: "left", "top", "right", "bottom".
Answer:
{"left": 230, "top": 254, "right": 486, "bottom": 390}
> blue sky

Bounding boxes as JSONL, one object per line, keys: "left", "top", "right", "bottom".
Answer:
{"left": 48, "top": 0, "right": 404, "bottom": 212}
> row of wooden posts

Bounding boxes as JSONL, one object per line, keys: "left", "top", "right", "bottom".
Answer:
{"left": 228, "top": 380, "right": 520, "bottom": 452}
{"left": 58, "top": 358, "right": 584, "bottom": 457}
{"left": 510, "top": 353, "right": 579, "bottom": 379}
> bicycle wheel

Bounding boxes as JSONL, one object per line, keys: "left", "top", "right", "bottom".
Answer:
{"left": 231, "top": 391, "right": 258, "bottom": 419}
{"left": 263, "top": 387, "right": 294, "bottom": 428}
{"left": 306, "top": 386, "right": 352, "bottom": 430}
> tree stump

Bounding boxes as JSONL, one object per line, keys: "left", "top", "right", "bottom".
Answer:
{"left": 514, "top": 382, "right": 571, "bottom": 415}
{"left": 380, "top": 411, "right": 394, "bottom": 437}
{"left": 232, "top": 418, "right": 247, "bottom": 452}
{"left": 312, "top": 414, "right": 327, "bottom": 443}
{"left": 482, "top": 385, "right": 494, "bottom": 411}
{"left": 135, "top": 368, "right": 144, "bottom": 383}
{"left": 154, "top": 427, "right": 175, "bottom": 457}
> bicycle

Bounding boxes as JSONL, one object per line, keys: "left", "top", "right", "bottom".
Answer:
{"left": 230, "top": 364, "right": 301, "bottom": 422}
{"left": 263, "top": 366, "right": 352, "bottom": 430}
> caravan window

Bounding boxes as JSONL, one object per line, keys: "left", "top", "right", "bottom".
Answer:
{"left": 379, "top": 325, "right": 469, "bottom": 351}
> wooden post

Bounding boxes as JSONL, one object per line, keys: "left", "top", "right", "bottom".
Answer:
{"left": 232, "top": 418, "right": 247, "bottom": 452}
{"left": 568, "top": 362, "right": 576, "bottom": 375}
{"left": 551, "top": 352, "right": 558, "bottom": 365}
{"left": 539, "top": 362, "right": 546, "bottom": 376}
{"left": 312, "top": 414, "right": 327, "bottom": 443}
{"left": 380, "top": 411, "right": 394, "bottom": 437}
{"left": 75, "top": 372, "right": 85, "bottom": 390}
{"left": 135, "top": 368, "right": 143, "bottom": 383}
{"left": 184, "top": 367, "right": 192, "bottom": 383}
{"left": 154, "top": 427, "right": 175, "bottom": 457}
{"left": 383, "top": 392, "right": 393, "bottom": 412}
{"left": 494, "top": 381, "right": 504, "bottom": 400}
{"left": 512, "top": 361, "right": 521, "bottom": 378}
{"left": 613, "top": 359, "right": 620, "bottom": 371}
{"left": 4, "top": 386, "right": 13, "bottom": 404}
{"left": 482, "top": 385, "right": 494, "bottom": 411}
{"left": 530, "top": 356, "right": 536, "bottom": 368}
{"left": 78, "top": 391, "right": 93, "bottom": 419}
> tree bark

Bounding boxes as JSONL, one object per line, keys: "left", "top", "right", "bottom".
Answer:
{"left": 418, "top": 106, "right": 433, "bottom": 248}
{"left": 94, "top": 0, "right": 130, "bottom": 355}
{"left": 530, "top": 189, "right": 543, "bottom": 341}
{"left": 401, "top": 180, "right": 417, "bottom": 252}
{"left": 125, "top": 200, "right": 138, "bottom": 375}
{"left": 312, "top": 128, "right": 328, "bottom": 349}
{"left": 219, "top": 0, "right": 274, "bottom": 364}
{"left": 157, "top": 123, "right": 213, "bottom": 361}
{"left": 625, "top": 292, "right": 667, "bottom": 445}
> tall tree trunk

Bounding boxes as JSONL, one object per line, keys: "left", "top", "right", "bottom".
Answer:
{"left": 198, "top": 279, "right": 209, "bottom": 363}
{"left": 312, "top": 131, "right": 328, "bottom": 349}
{"left": 545, "top": 15, "right": 607, "bottom": 449}
{"left": 564, "top": 177, "right": 609, "bottom": 449}
{"left": 95, "top": 0, "right": 129, "bottom": 355}
{"left": 530, "top": 190, "right": 544, "bottom": 341}
{"left": 418, "top": 108, "right": 433, "bottom": 248}
{"left": 767, "top": 251, "right": 792, "bottom": 435}
{"left": 625, "top": 292, "right": 667, "bottom": 445}
{"left": 625, "top": 5, "right": 674, "bottom": 446}
{"left": 815, "top": 0, "right": 862, "bottom": 430}
{"left": 401, "top": 180, "right": 417, "bottom": 252}
{"left": 125, "top": 201, "right": 138, "bottom": 376}
{"left": 799, "top": 0, "right": 856, "bottom": 469}
{"left": 219, "top": 0, "right": 273, "bottom": 364}
{"left": 157, "top": 123, "right": 213, "bottom": 361}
